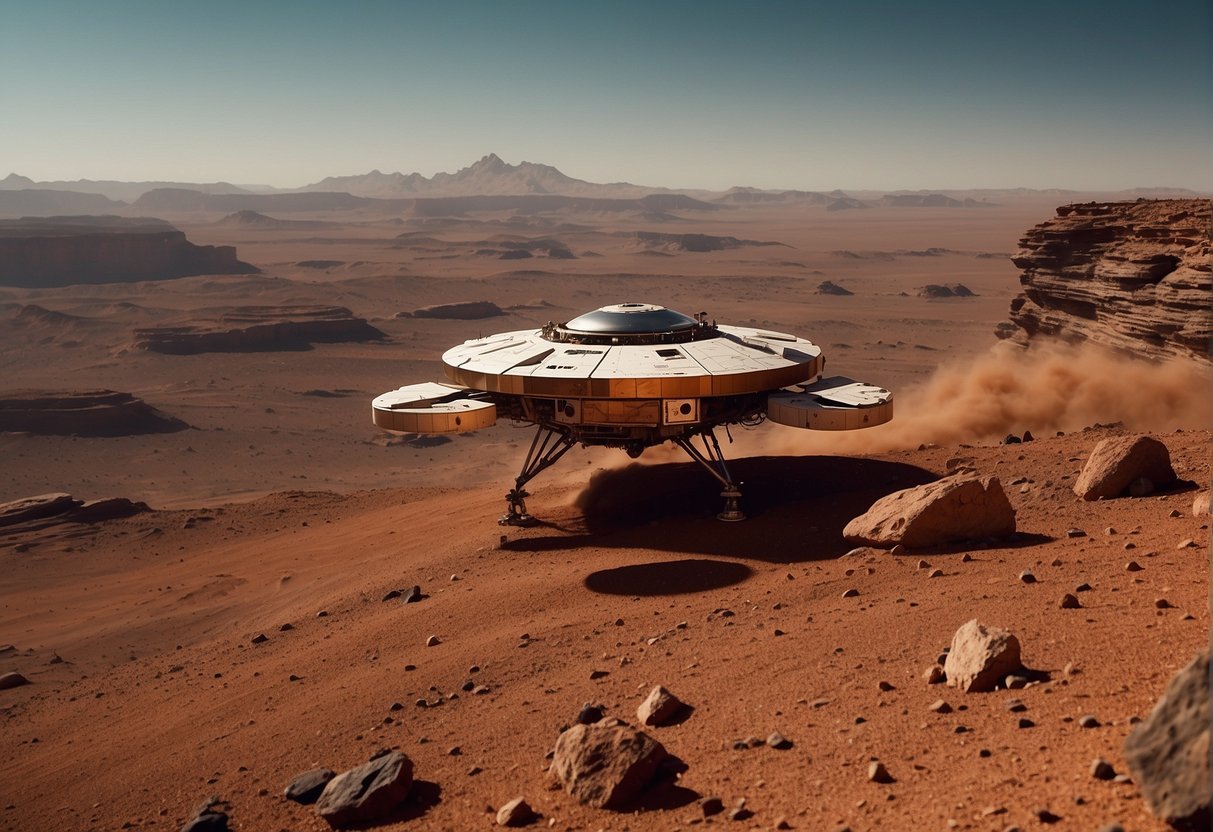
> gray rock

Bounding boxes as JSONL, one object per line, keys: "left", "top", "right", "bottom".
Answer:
{"left": 1123, "top": 650, "right": 1210, "bottom": 831}
{"left": 314, "top": 751, "right": 414, "bottom": 828}
{"left": 285, "top": 768, "right": 335, "bottom": 804}
{"left": 403, "top": 585, "right": 423, "bottom": 603}
{"left": 550, "top": 720, "right": 669, "bottom": 809}
{"left": 944, "top": 620, "right": 1023, "bottom": 693}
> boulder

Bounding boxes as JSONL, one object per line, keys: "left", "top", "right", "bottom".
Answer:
{"left": 314, "top": 751, "right": 414, "bottom": 828}
{"left": 1074, "top": 436, "right": 1177, "bottom": 501}
{"left": 551, "top": 719, "right": 669, "bottom": 809}
{"left": 284, "top": 767, "right": 335, "bottom": 804}
{"left": 843, "top": 476, "right": 1016, "bottom": 548}
{"left": 636, "top": 685, "right": 684, "bottom": 727}
{"left": 1123, "top": 650, "right": 1210, "bottom": 831}
{"left": 944, "top": 620, "right": 1023, "bottom": 693}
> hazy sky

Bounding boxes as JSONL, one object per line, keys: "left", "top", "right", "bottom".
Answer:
{"left": 2, "top": 0, "right": 1210, "bottom": 191}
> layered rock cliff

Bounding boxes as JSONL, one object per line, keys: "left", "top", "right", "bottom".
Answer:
{"left": 997, "top": 200, "right": 1211, "bottom": 362}
{"left": 0, "top": 390, "right": 189, "bottom": 436}
{"left": 0, "top": 216, "right": 258, "bottom": 287}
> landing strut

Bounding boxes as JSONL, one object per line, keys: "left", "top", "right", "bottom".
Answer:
{"left": 500, "top": 425, "right": 577, "bottom": 526}
{"left": 673, "top": 428, "right": 745, "bottom": 521}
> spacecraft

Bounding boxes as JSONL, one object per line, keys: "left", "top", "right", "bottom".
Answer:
{"left": 373, "top": 303, "right": 892, "bottom": 524}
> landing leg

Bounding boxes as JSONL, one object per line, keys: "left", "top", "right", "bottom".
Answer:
{"left": 674, "top": 429, "right": 745, "bottom": 522}
{"left": 500, "top": 425, "right": 577, "bottom": 526}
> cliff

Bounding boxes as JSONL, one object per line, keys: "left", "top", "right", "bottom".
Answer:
{"left": 0, "top": 216, "right": 258, "bottom": 287}
{"left": 132, "top": 305, "right": 386, "bottom": 354}
{"left": 997, "top": 199, "right": 1211, "bottom": 363}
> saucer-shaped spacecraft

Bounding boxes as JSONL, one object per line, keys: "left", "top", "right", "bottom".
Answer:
{"left": 373, "top": 303, "right": 892, "bottom": 524}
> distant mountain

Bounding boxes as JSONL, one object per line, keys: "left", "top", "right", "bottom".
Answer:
{"left": 214, "top": 210, "right": 335, "bottom": 229}
{"left": 134, "top": 189, "right": 717, "bottom": 216}
{"left": 0, "top": 189, "right": 127, "bottom": 218}
{"left": 300, "top": 153, "right": 657, "bottom": 198}
{"left": 715, "top": 187, "right": 834, "bottom": 205}
{"left": 880, "top": 193, "right": 995, "bottom": 208}
{"left": 0, "top": 173, "right": 253, "bottom": 203}
{"left": 135, "top": 189, "right": 378, "bottom": 213}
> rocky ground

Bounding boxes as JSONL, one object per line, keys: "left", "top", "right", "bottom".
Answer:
{"left": 1, "top": 426, "right": 1208, "bottom": 831}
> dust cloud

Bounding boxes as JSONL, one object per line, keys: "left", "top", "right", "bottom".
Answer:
{"left": 738, "top": 341, "right": 1212, "bottom": 458}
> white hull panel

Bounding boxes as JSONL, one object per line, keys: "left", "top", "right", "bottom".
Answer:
{"left": 372, "top": 382, "right": 497, "bottom": 434}
{"left": 767, "top": 376, "right": 893, "bottom": 431}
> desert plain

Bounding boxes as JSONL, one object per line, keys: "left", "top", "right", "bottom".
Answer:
{"left": 0, "top": 184, "right": 1209, "bottom": 831}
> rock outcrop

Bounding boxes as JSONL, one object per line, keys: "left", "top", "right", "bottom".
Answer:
{"left": 410, "top": 301, "right": 504, "bottom": 320}
{"left": 0, "top": 493, "right": 150, "bottom": 528}
{"left": 1123, "top": 650, "right": 1210, "bottom": 831}
{"left": 997, "top": 199, "right": 1212, "bottom": 362}
{"left": 0, "top": 216, "right": 258, "bottom": 287}
{"left": 133, "top": 306, "right": 384, "bottom": 354}
{"left": 0, "top": 390, "right": 188, "bottom": 436}
{"left": 843, "top": 476, "right": 1016, "bottom": 548}
{"left": 627, "top": 231, "right": 783, "bottom": 252}
{"left": 816, "top": 280, "right": 853, "bottom": 296}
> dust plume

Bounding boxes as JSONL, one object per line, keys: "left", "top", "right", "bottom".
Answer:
{"left": 739, "top": 341, "right": 1212, "bottom": 458}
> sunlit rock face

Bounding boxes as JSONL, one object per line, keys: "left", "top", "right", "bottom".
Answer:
{"left": 998, "top": 199, "right": 1211, "bottom": 363}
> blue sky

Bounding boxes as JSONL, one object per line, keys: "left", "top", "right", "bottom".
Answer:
{"left": 1, "top": 0, "right": 1209, "bottom": 190}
